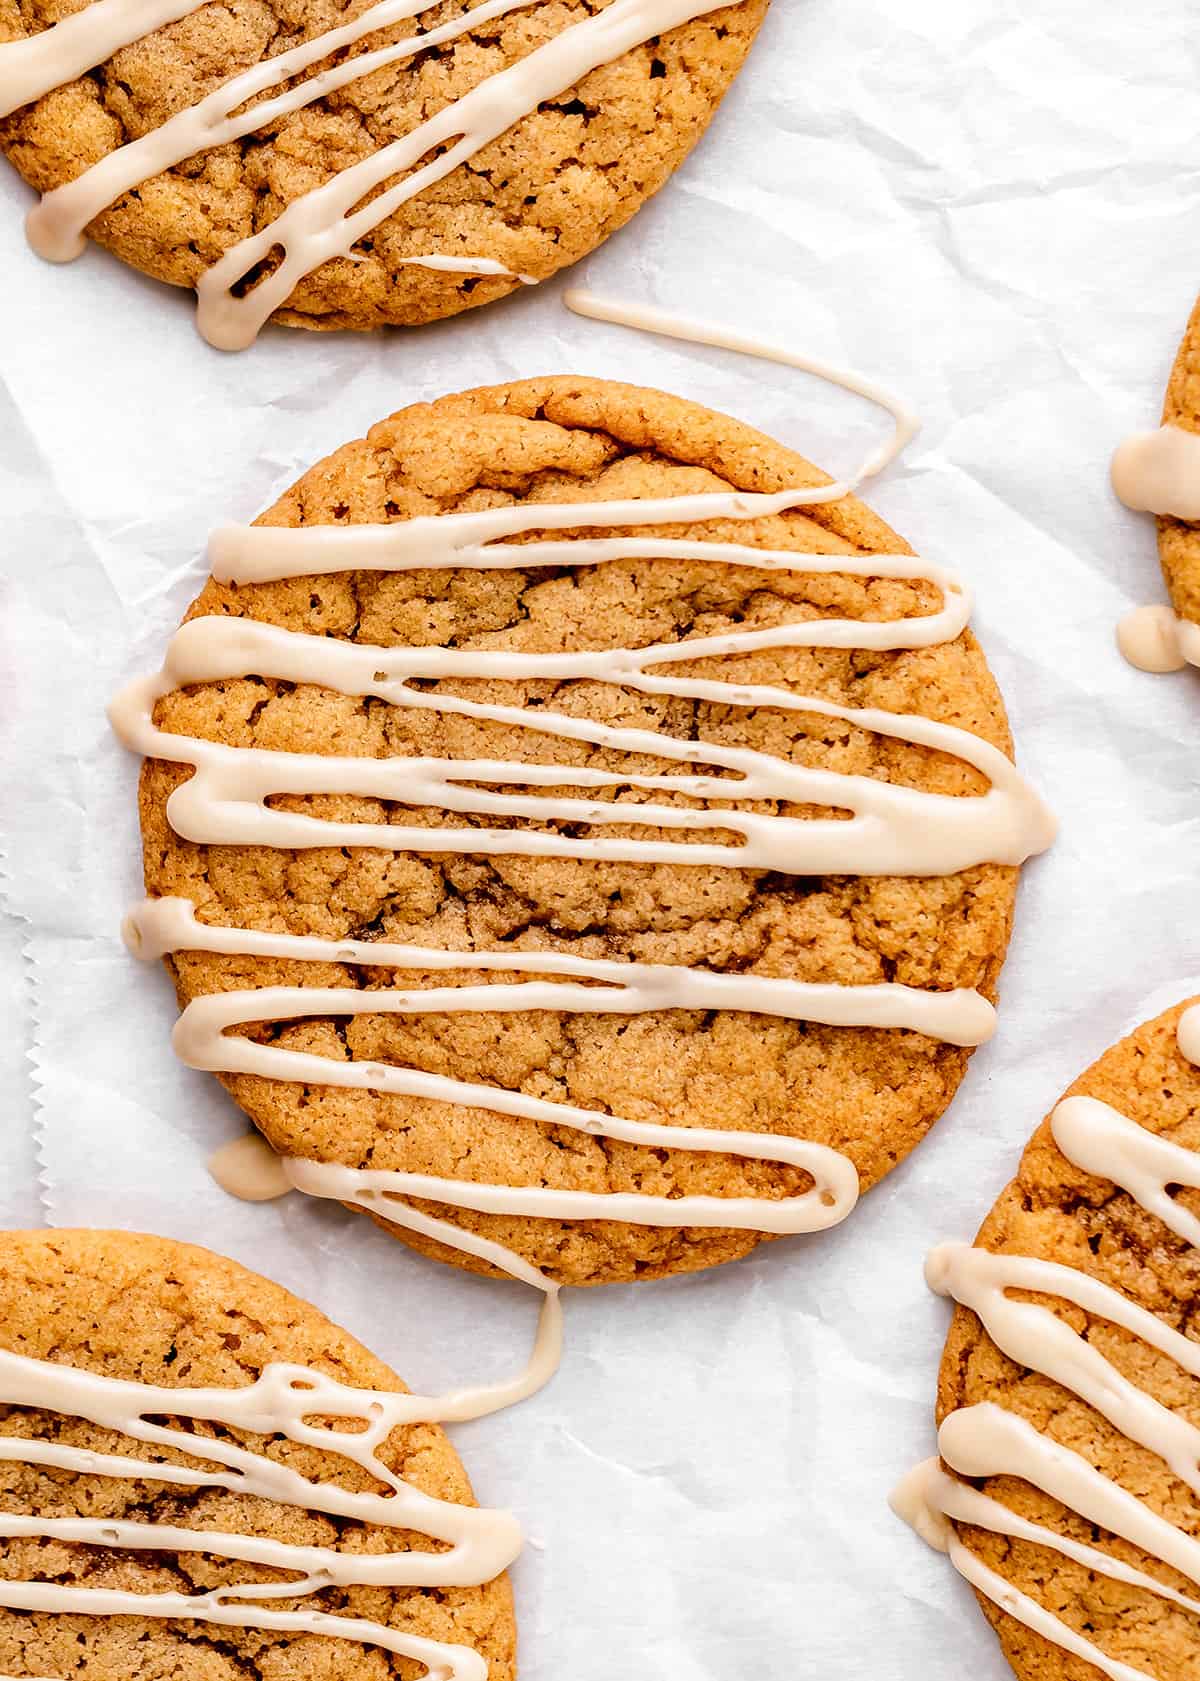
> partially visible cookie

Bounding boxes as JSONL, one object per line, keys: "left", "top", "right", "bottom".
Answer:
{"left": 1157, "top": 299, "right": 1200, "bottom": 629}
{"left": 1111, "top": 295, "right": 1200, "bottom": 667}
{"left": 0, "top": 0, "right": 767, "bottom": 344}
{"left": 902, "top": 1000, "right": 1200, "bottom": 1681}
{"left": 0, "top": 1227, "right": 518, "bottom": 1679}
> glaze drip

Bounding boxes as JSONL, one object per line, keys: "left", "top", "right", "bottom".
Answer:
{"left": 1116, "top": 603, "right": 1194, "bottom": 674}
{"left": 112, "top": 611, "right": 1046, "bottom": 874}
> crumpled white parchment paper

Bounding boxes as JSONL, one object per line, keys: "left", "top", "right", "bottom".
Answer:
{"left": 3, "top": 0, "right": 1200, "bottom": 1675}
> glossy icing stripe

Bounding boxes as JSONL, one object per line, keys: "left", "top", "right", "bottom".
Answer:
{"left": 285, "top": 1151, "right": 859, "bottom": 1255}
{"left": 564, "top": 287, "right": 922, "bottom": 481}
{"left": 112, "top": 629, "right": 1049, "bottom": 873}
{"left": 0, "top": 1579, "right": 487, "bottom": 1680}
{"left": 126, "top": 875, "right": 997, "bottom": 1287}
{"left": 1051, "top": 1091, "right": 1200, "bottom": 1248}
{"left": 208, "top": 283, "right": 919, "bottom": 561}
{"left": 25, "top": 0, "right": 543, "bottom": 262}
{"left": 0, "top": 0, "right": 199, "bottom": 118}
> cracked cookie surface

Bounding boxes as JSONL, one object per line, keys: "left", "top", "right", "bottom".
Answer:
{"left": 0, "top": 0, "right": 767, "bottom": 332}
{"left": 937, "top": 999, "right": 1200, "bottom": 1681}
{"left": 0, "top": 1226, "right": 517, "bottom": 1680}
{"left": 138, "top": 374, "right": 1022, "bottom": 1287}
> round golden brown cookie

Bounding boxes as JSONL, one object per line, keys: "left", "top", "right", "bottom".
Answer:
{"left": 1157, "top": 296, "right": 1200, "bottom": 629}
{"left": 137, "top": 374, "right": 1026, "bottom": 1288}
{"left": 935, "top": 998, "right": 1200, "bottom": 1681}
{"left": 0, "top": 0, "right": 767, "bottom": 336}
{"left": 0, "top": 1226, "right": 517, "bottom": 1680}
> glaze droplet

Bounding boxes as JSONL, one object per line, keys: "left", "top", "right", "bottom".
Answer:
{"left": 208, "top": 1133, "right": 292, "bottom": 1202}
{"left": 1116, "top": 603, "right": 1188, "bottom": 673}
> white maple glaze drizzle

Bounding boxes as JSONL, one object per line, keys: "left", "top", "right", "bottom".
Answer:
{"left": 125, "top": 889, "right": 981, "bottom": 1270}
{"left": 0, "top": 0, "right": 199, "bottom": 118}
{"left": 1, "top": 0, "right": 748, "bottom": 347}
{"left": 110, "top": 305, "right": 1055, "bottom": 1299}
{"left": 1051, "top": 1092, "right": 1200, "bottom": 1249}
{"left": 0, "top": 1319, "right": 568, "bottom": 1679}
{"left": 124, "top": 892, "right": 862, "bottom": 1276}
{"left": 208, "top": 283, "right": 922, "bottom": 572}
{"left": 110, "top": 613, "right": 1047, "bottom": 874}
{"left": 563, "top": 287, "right": 923, "bottom": 482}
{"left": 110, "top": 298, "right": 1048, "bottom": 876}
{"left": 397, "top": 254, "right": 537, "bottom": 285}
{"left": 894, "top": 1007, "right": 1200, "bottom": 1681}
{"left": 126, "top": 894, "right": 996, "bottom": 1048}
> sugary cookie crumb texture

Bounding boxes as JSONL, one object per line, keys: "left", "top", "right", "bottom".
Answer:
{"left": 936, "top": 1000, "right": 1200, "bottom": 1681}
{"left": 138, "top": 376, "right": 1019, "bottom": 1289}
{"left": 0, "top": 0, "right": 767, "bottom": 331}
{"left": 0, "top": 1227, "right": 517, "bottom": 1681}
{"left": 1159, "top": 294, "right": 1200, "bottom": 625}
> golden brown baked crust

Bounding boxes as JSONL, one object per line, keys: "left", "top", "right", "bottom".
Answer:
{"left": 0, "top": 1226, "right": 517, "bottom": 1679}
{"left": 0, "top": 0, "right": 768, "bottom": 332}
{"left": 1158, "top": 295, "right": 1200, "bottom": 626}
{"left": 936, "top": 999, "right": 1200, "bottom": 1681}
{"left": 138, "top": 374, "right": 1021, "bottom": 1287}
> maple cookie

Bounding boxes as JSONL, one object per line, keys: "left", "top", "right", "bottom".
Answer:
{"left": 1111, "top": 294, "right": 1200, "bottom": 670}
{"left": 895, "top": 998, "right": 1200, "bottom": 1681}
{"left": 0, "top": 1226, "right": 519, "bottom": 1680}
{"left": 0, "top": 0, "right": 767, "bottom": 348}
{"left": 113, "top": 371, "right": 1054, "bottom": 1291}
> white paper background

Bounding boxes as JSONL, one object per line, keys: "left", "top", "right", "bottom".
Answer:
{"left": 3, "top": 0, "right": 1200, "bottom": 1675}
